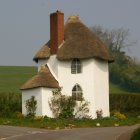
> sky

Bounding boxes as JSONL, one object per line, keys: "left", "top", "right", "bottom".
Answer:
{"left": 0, "top": 0, "right": 140, "bottom": 66}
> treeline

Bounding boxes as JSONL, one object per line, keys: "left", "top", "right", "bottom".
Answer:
{"left": 91, "top": 26, "right": 140, "bottom": 92}
{"left": 0, "top": 92, "right": 139, "bottom": 117}
{"left": 109, "top": 52, "right": 140, "bottom": 92}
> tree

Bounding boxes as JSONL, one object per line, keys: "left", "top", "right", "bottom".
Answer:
{"left": 91, "top": 25, "right": 136, "bottom": 52}
{"left": 91, "top": 25, "right": 140, "bottom": 92}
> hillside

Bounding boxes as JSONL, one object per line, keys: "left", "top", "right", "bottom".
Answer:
{"left": 0, "top": 66, "right": 37, "bottom": 93}
{"left": 0, "top": 66, "right": 131, "bottom": 94}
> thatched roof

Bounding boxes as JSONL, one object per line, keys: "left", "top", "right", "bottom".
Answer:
{"left": 57, "top": 16, "right": 113, "bottom": 62}
{"left": 33, "top": 41, "right": 50, "bottom": 62}
{"left": 20, "top": 66, "right": 59, "bottom": 90}
{"left": 33, "top": 16, "right": 114, "bottom": 62}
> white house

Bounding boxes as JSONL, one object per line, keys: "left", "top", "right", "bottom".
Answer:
{"left": 21, "top": 10, "right": 114, "bottom": 118}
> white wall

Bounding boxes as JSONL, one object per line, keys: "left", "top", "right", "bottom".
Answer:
{"left": 38, "top": 55, "right": 58, "bottom": 80}
{"left": 93, "top": 59, "right": 110, "bottom": 117}
{"left": 57, "top": 58, "right": 109, "bottom": 118}
{"left": 22, "top": 88, "right": 43, "bottom": 116}
{"left": 41, "top": 88, "right": 54, "bottom": 117}
{"left": 22, "top": 87, "right": 54, "bottom": 117}
{"left": 57, "top": 59, "right": 96, "bottom": 118}
{"left": 36, "top": 57, "right": 110, "bottom": 118}
{"left": 38, "top": 59, "right": 47, "bottom": 71}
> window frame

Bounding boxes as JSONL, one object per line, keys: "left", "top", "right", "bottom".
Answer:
{"left": 72, "top": 84, "right": 83, "bottom": 101}
{"left": 71, "top": 59, "right": 82, "bottom": 74}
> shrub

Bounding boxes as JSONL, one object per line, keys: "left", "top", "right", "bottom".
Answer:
{"left": 131, "top": 127, "right": 140, "bottom": 140}
{"left": 33, "top": 116, "right": 42, "bottom": 121}
{"left": 49, "top": 89, "right": 76, "bottom": 119}
{"left": 0, "top": 92, "right": 21, "bottom": 117}
{"left": 25, "top": 96, "right": 37, "bottom": 117}
{"left": 113, "top": 111, "right": 126, "bottom": 119}
{"left": 74, "top": 100, "right": 90, "bottom": 119}
{"left": 49, "top": 89, "right": 90, "bottom": 119}
{"left": 13, "top": 112, "right": 24, "bottom": 119}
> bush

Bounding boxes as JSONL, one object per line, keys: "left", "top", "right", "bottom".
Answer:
{"left": 25, "top": 96, "right": 37, "bottom": 117}
{"left": 113, "top": 111, "right": 126, "bottom": 119}
{"left": 49, "top": 89, "right": 90, "bottom": 119}
{"left": 0, "top": 92, "right": 21, "bottom": 117}
{"left": 49, "top": 89, "right": 76, "bottom": 119}
{"left": 131, "top": 127, "right": 140, "bottom": 140}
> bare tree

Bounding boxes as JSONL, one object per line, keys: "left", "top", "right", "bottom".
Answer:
{"left": 91, "top": 25, "right": 136, "bottom": 52}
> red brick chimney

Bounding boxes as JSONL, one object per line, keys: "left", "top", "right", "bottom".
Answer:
{"left": 50, "top": 10, "right": 64, "bottom": 54}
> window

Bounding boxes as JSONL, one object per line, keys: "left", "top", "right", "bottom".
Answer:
{"left": 72, "top": 84, "right": 83, "bottom": 101}
{"left": 71, "top": 59, "right": 82, "bottom": 74}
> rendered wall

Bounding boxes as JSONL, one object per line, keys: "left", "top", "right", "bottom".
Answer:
{"left": 92, "top": 59, "right": 110, "bottom": 117}
{"left": 22, "top": 87, "right": 53, "bottom": 117}
{"left": 22, "top": 88, "right": 42, "bottom": 116}
{"left": 37, "top": 56, "right": 109, "bottom": 118}
{"left": 57, "top": 58, "right": 109, "bottom": 118}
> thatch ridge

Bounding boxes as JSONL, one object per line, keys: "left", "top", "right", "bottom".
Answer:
{"left": 20, "top": 65, "right": 59, "bottom": 90}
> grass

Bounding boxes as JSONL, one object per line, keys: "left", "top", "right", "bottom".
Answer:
{"left": 0, "top": 66, "right": 37, "bottom": 93}
{"left": 0, "top": 66, "right": 131, "bottom": 94}
{"left": 0, "top": 117, "right": 139, "bottom": 129}
{"left": 109, "top": 82, "right": 130, "bottom": 94}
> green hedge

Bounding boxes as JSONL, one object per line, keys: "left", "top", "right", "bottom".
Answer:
{"left": 0, "top": 92, "right": 140, "bottom": 117}
{"left": 110, "top": 93, "right": 140, "bottom": 113}
{"left": 0, "top": 92, "right": 21, "bottom": 117}
{"left": 131, "top": 127, "right": 140, "bottom": 140}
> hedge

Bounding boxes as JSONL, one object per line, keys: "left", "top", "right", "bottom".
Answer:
{"left": 110, "top": 93, "right": 140, "bottom": 113}
{"left": 0, "top": 92, "right": 140, "bottom": 117}
{"left": 0, "top": 92, "right": 21, "bottom": 117}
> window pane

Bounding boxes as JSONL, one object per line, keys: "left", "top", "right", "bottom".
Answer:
{"left": 72, "top": 84, "right": 83, "bottom": 101}
{"left": 71, "top": 59, "right": 82, "bottom": 74}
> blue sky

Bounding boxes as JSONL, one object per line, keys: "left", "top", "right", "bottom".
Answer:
{"left": 0, "top": 0, "right": 140, "bottom": 66}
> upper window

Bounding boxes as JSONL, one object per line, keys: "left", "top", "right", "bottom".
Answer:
{"left": 72, "top": 84, "right": 83, "bottom": 101}
{"left": 71, "top": 59, "right": 82, "bottom": 74}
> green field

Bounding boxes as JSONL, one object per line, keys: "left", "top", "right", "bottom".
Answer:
{"left": 0, "top": 66, "right": 129, "bottom": 94}
{"left": 0, "top": 66, "right": 37, "bottom": 93}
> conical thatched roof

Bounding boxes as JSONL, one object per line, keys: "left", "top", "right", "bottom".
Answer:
{"left": 33, "top": 16, "right": 114, "bottom": 62}
{"left": 57, "top": 16, "right": 113, "bottom": 62}
{"left": 20, "top": 66, "right": 59, "bottom": 90}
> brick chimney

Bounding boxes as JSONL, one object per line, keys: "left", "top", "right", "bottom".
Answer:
{"left": 50, "top": 10, "right": 64, "bottom": 54}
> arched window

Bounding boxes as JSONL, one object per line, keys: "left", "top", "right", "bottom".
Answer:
{"left": 71, "top": 59, "right": 82, "bottom": 74}
{"left": 72, "top": 84, "right": 83, "bottom": 101}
